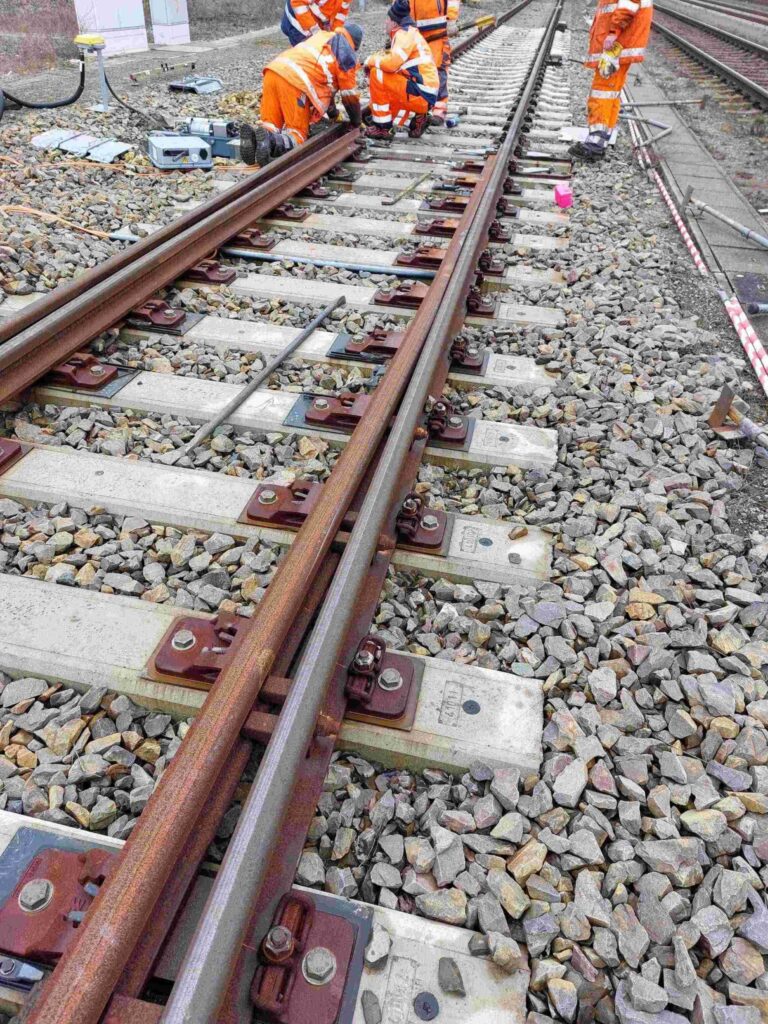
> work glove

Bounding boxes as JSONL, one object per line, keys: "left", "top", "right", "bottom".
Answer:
{"left": 447, "top": 20, "right": 458, "bottom": 36}
{"left": 326, "top": 101, "right": 342, "bottom": 122}
{"left": 598, "top": 41, "right": 622, "bottom": 78}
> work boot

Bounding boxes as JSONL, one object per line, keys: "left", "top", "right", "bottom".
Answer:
{"left": 408, "top": 113, "right": 430, "bottom": 138}
{"left": 365, "top": 124, "right": 395, "bottom": 143}
{"left": 239, "top": 124, "right": 272, "bottom": 166}
{"left": 427, "top": 113, "right": 445, "bottom": 127}
{"left": 361, "top": 104, "right": 374, "bottom": 126}
{"left": 270, "top": 132, "right": 294, "bottom": 159}
{"left": 569, "top": 130, "right": 610, "bottom": 160}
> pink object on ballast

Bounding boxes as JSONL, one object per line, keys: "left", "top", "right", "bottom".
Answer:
{"left": 554, "top": 184, "right": 573, "bottom": 209}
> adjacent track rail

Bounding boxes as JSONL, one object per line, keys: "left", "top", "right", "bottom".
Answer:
{"left": 3, "top": 4, "right": 568, "bottom": 1024}
{"left": 653, "top": 3, "right": 768, "bottom": 106}
{"left": 661, "top": 0, "right": 768, "bottom": 28}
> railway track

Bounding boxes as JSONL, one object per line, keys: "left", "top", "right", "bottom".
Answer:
{"left": 661, "top": 0, "right": 768, "bottom": 27}
{"left": 0, "top": 4, "right": 572, "bottom": 1022}
{"left": 653, "top": 2, "right": 768, "bottom": 107}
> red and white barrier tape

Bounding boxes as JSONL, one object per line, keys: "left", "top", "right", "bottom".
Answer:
{"left": 624, "top": 101, "right": 768, "bottom": 399}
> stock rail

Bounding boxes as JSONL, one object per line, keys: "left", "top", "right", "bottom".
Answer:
{"left": 653, "top": 2, "right": 768, "bottom": 106}
{"left": 0, "top": 3, "right": 570, "bottom": 1023}
{"left": 658, "top": 0, "right": 768, "bottom": 28}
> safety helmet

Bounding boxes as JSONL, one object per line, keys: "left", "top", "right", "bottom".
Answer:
{"left": 344, "top": 22, "right": 363, "bottom": 49}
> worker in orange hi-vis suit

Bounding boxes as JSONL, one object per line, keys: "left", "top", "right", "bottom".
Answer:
{"left": 571, "top": 0, "right": 653, "bottom": 159}
{"left": 405, "top": 0, "right": 450, "bottom": 125}
{"left": 363, "top": 0, "right": 439, "bottom": 143}
{"left": 430, "top": 0, "right": 460, "bottom": 124}
{"left": 280, "top": 0, "right": 350, "bottom": 46}
{"left": 240, "top": 24, "right": 362, "bottom": 166}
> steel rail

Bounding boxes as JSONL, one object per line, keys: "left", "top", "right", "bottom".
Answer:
{"left": 0, "top": 128, "right": 360, "bottom": 404}
{"left": 161, "top": 4, "right": 565, "bottom": 1022}
{"left": 653, "top": 7, "right": 768, "bottom": 107}
{"left": 664, "top": 0, "right": 768, "bottom": 26}
{"left": 0, "top": 126, "right": 355, "bottom": 347}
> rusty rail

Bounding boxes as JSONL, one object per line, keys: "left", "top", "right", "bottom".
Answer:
{"left": 22, "top": 3, "right": 564, "bottom": 1020}
{"left": 0, "top": 126, "right": 355, "bottom": 347}
{"left": 0, "top": 127, "right": 360, "bottom": 404}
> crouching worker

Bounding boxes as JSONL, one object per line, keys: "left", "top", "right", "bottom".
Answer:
{"left": 363, "top": 0, "right": 439, "bottom": 142}
{"left": 240, "top": 23, "right": 363, "bottom": 165}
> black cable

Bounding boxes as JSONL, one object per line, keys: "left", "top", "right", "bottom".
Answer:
{"left": 104, "top": 71, "right": 172, "bottom": 130}
{"left": 0, "top": 59, "right": 86, "bottom": 123}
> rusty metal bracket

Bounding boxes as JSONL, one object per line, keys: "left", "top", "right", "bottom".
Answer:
{"left": 251, "top": 890, "right": 370, "bottom": 1024}
{"left": 302, "top": 392, "right": 371, "bottom": 431}
{"left": 503, "top": 177, "right": 523, "bottom": 196}
{"left": 147, "top": 613, "right": 250, "bottom": 690}
{"left": 348, "top": 148, "right": 372, "bottom": 164}
{"left": 453, "top": 160, "right": 484, "bottom": 173}
{"left": 467, "top": 279, "right": 496, "bottom": 317}
{"left": 373, "top": 281, "right": 429, "bottom": 309}
{"left": 395, "top": 492, "right": 447, "bottom": 550}
{"left": 478, "top": 249, "right": 504, "bottom": 277}
{"left": 427, "top": 398, "right": 469, "bottom": 444}
{"left": 47, "top": 353, "right": 119, "bottom": 391}
{"left": 185, "top": 260, "right": 237, "bottom": 285}
{"left": 126, "top": 299, "right": 191, "bottom": 334}
{"left": 707, "top": 385, "right": 768, "bottom": 457}
{"left": 0, "top": 439, "right": 27, "bottom": 476}
{"left": 297, "top": 180, "right": 335, "bottom": 200}
{"left": 450, "top": 337, "right": 486, "bottom": 373}
{"left": 422, "top": 195, "right": 470, "bottom": 213}
{"left": 446, "top": 176, "right": 479, "bottom": 189}
{"left": 345, "top": 635, "right": 415, "bottom": 721}
{"left": 229, "top": 228, "right": 278, "bottom": 251}
{"left": 0, "top": 848, "right": 116, "bottom": 964}
{"left": 489, "top": 219, "right": 511, "bottom": 242}
{"left": 326, "top": 165, "right": 357, "bottom": 182}
{"left": 241, "top": 480, "right": 324, "bottom": 529}
{"left": 270, "top": 203, "right": 311, "bottom": 221}
{"left": 395, "top": 246, "right": 445, "bottom": 271}
{"left": 331, "top": 328, "right": 405, "bottom": 363}
{"left": 414, "top": 218, "right": 459, "bottom": 237}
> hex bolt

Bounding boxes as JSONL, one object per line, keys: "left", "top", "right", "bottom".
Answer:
{"left": 354, "top": 649, "right": 376, "bottom": 670}
{"left": 378, "top": 668, "right": 403, "bottom": 692}
{"left": 258, "top": 488, "right": 278, "bottom": 505}
{"left": 302, "top": 946, "right": 337, "bottom": 986}
{"left": 263, "top": 925, "right": 294, "bottom": 961}
{"left": 171, "top": 629, "right": 197, "bottom": 652}
{"left": 18, "top": 878, "right": 54, "bottom": 913}
{"left": 91, "top": 365, "right": 105, "bottom": 376}
{"left": 421, "top": 514, "right": 439, "bottom": 531}
{"left": 449, "top": 415, "right": 464, "bottom": 428}
{"left": 0, "top": 959, "right": 14, "bottom": 976}
{"left": 314, "top": 398, "right": 329, "bottom": 409}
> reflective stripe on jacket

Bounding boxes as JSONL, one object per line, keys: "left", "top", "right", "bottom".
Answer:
{"left": 365, "top": 26, "right": 439, "bottom": 100}
{"left": 281, "top": 0, "right": 349, "bottom": 39}
{"left": 447, "top": 0, "right": 460, "bottom": 20}
{"left": 409, "top": 0, "right": 447, "bottom": 42}
{"left": 586, "top": 0, "right": 653, "bottom": 67}
{"left": 268, "top": 28, "right": 359, "bottom": 115}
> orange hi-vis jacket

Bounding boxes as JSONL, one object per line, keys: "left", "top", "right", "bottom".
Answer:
{"left": 366, "top": 26, "right": 439, "bottom": 102}
{"left": 586, "top": 0, "right": 653, "bottom": 66}
{"left": 409, "top": 0, "right": 448, "bottom": 68}
{"left": 282, "top": 0, "right": 349, "bottom": 40}
{"left": 446, "top": 0, "right": 460, "bottom": 20}
{"left": 268, "top": 28, "right": 360, "bottom": 118}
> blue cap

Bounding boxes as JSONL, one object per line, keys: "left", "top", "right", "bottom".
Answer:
{"left": 344, "top": 22, "right": 363, "bottom": 49}
{"left": 387, "top": 0, "right": 412, "bottom": 25}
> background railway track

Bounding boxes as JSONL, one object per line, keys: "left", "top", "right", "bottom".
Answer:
{"left": 653, "top": 2, "right": 768, "bottom": 107}
{"left": 661, "top": 0, "right": 768, "bottom": 28}
{"left": 0, "top": 4, "right": 571, "bottom": 1022}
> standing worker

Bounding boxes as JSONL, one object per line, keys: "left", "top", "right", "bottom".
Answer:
{"left": 281, "top": 0, "right": 350, "bottom": 46}
{"left": 364, "top": 1, "right": 439, "bottom": 142}
{"left": 571, "top": 0, "right": 653, "bottom": 160}
{"left": 400, "top": 0, "right": 451, "bottom": 126}
{"left": 240, "top": 24, "right": 363, "bottom": 165}
{"left": 430, "top": 0, "right": 460, "bottom": 124}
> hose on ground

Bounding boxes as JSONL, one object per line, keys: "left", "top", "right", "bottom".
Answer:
{"left": 0, "top": 59, "right": 86, "bottom": 123}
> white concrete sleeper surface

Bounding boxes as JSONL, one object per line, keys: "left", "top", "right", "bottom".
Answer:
{"left": 0, "top": 447, "right": 553, "bottom": 586}
{"left": 0, "top": 575, "right": 543, "bottom": 774}
{"left": 32, "top": 374, "right": 560, "bottom": 473}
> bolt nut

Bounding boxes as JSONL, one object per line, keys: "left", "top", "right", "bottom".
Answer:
{"left": 448, "top": 415, "right": 464, "bottom": 428}
{"left": 18, "top": 878, "right": 54, "bottom": 913}
{"left": 302, "top": 946, "right": 337, "bottom": 986}
{"left": 354, "top": 649, "right": 376, "bottom": 669}
{"left": 171, "top": 629, "right": 197, "bottom": 652}
{"left": 91, "top": 365, "right": 105, "bottom": 376}
{"left": 378, "top": 668, "right": 403, "bottom": 692}
{"left": 314, "top": 398, "right": 329, "bottom": 409}
{"left": 421, "top": 514, "right": 439, "bottom": 531}
{"left": 264, "top": 925, "right": 294, "bottom": 961}
{"left": 258, "top": 488, "right": 277, "bottom": 505}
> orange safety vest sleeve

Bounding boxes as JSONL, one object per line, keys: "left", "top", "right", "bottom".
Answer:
{"left": 409, "top": 0, "right": 447, "bottom": 42}
{"left": 586, "top": 0, "right": 653, "bottom": 66}
{"left": 268, "top": 29, "right": 359, "bottom": 115}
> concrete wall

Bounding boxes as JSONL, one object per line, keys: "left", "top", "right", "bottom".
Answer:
{"left": 0, "top": 0, "right": 79, "bottom": 75}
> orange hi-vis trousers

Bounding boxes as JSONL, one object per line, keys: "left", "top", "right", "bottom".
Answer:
{"left": 369, "top": 69, "right": 430, "bottom": 128}
{"left": 259, "top": 68, "right": 311, "bottom": 146}
{"left": 586, "top": 63, "right": 630, "bottom": 134}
